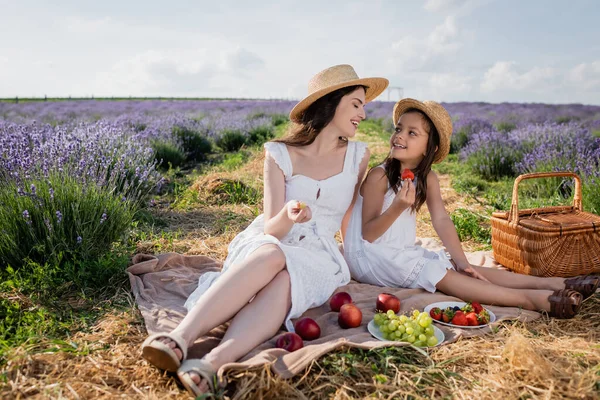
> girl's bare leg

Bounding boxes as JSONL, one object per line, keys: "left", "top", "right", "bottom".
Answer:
{"left": 465, "top": 264, "right": 565, "bottom": 291}
{"left": 184, "top": 269, "right": 292, "bottom": 392}
{"left": 437, "top": 270, "right": 553, "bottom": 311}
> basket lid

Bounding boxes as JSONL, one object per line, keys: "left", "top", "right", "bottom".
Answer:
{"left": 511, "top": 209, "right": 600, "bottom": 233}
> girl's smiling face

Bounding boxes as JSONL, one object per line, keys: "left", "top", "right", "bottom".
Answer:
{"left": 389, "top": 111, "right": 430, "bottom": 168}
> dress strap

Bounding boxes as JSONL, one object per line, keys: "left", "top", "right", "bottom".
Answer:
{"left": 343, "top": 141, "right": 368, "bottom": 174}
{"left": 263, "top": 142, "right": 293, "bottom": 178}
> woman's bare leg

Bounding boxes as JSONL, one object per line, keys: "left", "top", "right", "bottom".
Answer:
{"left": 437, "top": 270, "right": 553, "bottom": 311}
{"left": 184, "top": 269, "right": 292, "bottom": 393}
{"left": 156, "top": 244, "right": 286, "bottom": 359}
{"left": 465, "top": 264, "right": 566, "bottom": 291}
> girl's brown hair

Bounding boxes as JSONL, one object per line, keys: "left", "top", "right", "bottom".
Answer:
{"left": 382, "top": 108, "right": 440, "bottom": 212}
{"left": 274, "top": 85, "right": 366, "bottom": 147}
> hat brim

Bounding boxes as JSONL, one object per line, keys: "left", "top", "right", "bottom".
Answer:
{"left": 289, "top": 77, "right": 389, "bottom": 123}
{"left": 392, "top": 98, "right": 452, "bottom": 164}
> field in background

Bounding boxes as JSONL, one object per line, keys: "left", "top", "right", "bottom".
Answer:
{"left": 1, "top": 99, "right": 599, "bottom": 399}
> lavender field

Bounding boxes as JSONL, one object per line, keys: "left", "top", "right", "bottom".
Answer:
{"left": 1, "top": 99, "right": 600, "bottom": 270}
{"left": 2, "top": 99, "right": 600, "bottom": 399}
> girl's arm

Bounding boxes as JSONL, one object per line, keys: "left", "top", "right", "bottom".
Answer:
{"left": 426, "top": 171, "right": 489, "bottom": 281}
{"left": 263, "top": 150, "right": 302, "bottom": 239}
{"left": 340, "top": 148, "right": 370, "bottom": 241}
{"left": 361, "top": 168, "right": 410, "bottom": 242}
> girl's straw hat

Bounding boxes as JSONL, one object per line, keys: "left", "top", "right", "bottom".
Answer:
{"left": 290, "top": 64, "right": 389, "bottom": 123}
{"left": 393, "top": 98, "right": 453, "bottom": 164}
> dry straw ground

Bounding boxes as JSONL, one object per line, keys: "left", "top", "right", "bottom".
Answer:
{"left": 2, "top": 131, "right": 599, "bottom": 399}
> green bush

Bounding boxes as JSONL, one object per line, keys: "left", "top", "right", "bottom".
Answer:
{"left": 0, "top": 176, "right": 136, "bottom": 271}
{"left": 152, "top": 140, "right": 185, "bottom": 169}
{"left": 248, "top": 125, "right": 275, "bottom": 146}
{"left": 271, "top": 114, "right": 289, "bottom": 126}
{"left": 494, "top": 121, "right": 517, "bottom": 133}
{"left": 450, "top": 208, "right": 491, "bottom": 244}
{"left": 172, "top": 126, "right": 212, "bottom": 162}
{"left": 216, "top": 130, "right": 247, "bottom": 152}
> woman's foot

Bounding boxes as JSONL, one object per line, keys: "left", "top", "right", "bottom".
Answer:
{"left": 141, "top": 333, "right": 188, "bottom": 372}
{"left": 177, "top": 358, "right": 217, "bottom": 396}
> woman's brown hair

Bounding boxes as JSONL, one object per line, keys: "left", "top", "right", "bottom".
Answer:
{"left": 382, "top": 108, "right": 440, "bottom": 212}
{"left": 274, "top": 85, "right": 367, "bottom": 147}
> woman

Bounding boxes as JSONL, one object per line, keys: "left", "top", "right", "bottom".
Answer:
{"left": 141, "top": 64, "right": 388, "bottom": 395}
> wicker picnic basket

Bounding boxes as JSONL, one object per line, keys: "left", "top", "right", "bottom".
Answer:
{"left": 491, "top": 171, "right": 600, "bottom": 277}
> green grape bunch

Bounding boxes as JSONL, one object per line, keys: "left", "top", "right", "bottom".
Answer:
{"left": 373, "top": 309, "right": 438, "bottom": 347}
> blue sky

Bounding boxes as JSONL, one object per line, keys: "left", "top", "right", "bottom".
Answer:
{"left": 1, "top": 0, "right": 599, "bottom": 104}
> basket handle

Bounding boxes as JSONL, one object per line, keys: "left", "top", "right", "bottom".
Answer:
{"left": 508, "top": 171, "right": 583, "bottom": 225}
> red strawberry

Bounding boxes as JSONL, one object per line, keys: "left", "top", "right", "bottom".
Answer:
{"left": 477, "top": 310, "right": 490, "bottom": 324}
{"left": 442, "top": 308, "right": 455, "bottom": 323}
{"left": 401, "top": 168, "right": 415, "bottom": 181}
{"left": 451, "top": 311, "right": 468, "bottom": 326}
{"left": 465, "top": 312, "right": 479, "bottom": 326}
{"left": 471, "top": 302, "right": 484, "bottom": 314}
{"left": 461, "top": 303, "right": 474, "bottom": 313}
{"left": 429, "top": 307, "right": 442, "bottom": 321}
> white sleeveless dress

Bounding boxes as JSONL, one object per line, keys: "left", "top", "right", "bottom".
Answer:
{"left": 344, "top": 166, "right": 454, "bottom": 292}
{"left": 185, "top": 140, "right": 368, "bottom": 331}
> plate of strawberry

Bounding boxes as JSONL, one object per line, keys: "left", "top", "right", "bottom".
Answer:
{"left": 424, "top": 301, "right": 496, "bottom": 328}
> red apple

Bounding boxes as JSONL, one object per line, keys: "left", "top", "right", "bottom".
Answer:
{"left": 329, "top": 291, "right": 352, "bottom": 312}
{"left": 275, "top": 332, "right": 304, "bottom": 352}
{"left": 376, "top": 293, "right": 401, "bottom": 313}
{"left": 338, "top": 303, "right": 363, "bottom": 328}
{"left": 294, "top": 317, "right": 321, "bottom": 341}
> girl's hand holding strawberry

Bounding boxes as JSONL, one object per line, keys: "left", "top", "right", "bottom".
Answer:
{"left": 287, "top": 200, "right": 312, "bottom": 224}
{"left": 392, "top": 177, "right": 416, "bottom": 212}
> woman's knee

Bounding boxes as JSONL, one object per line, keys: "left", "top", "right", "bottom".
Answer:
{"left": 257, "top": 244, "right": 286, "bottom": 271}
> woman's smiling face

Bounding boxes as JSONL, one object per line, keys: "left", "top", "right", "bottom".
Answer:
{"left": 330, "top": 87, "right": 366, "bottom": 138}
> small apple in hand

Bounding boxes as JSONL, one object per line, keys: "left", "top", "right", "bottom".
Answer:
{"left": 294, "top": 317, "right": 321, "bottom": 341}
{"left": 376, "top": 293, "right": 401, "bottom": 313}
{"left": 338, "top": 303, "right": 363, "bottom": 329}
{"left": 329, "top": 291, "right": 352, "bottom": 312}
{"left": 275, "top": 332, "right": 304, "bottom": 352}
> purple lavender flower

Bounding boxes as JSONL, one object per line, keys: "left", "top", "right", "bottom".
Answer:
{"left": 56, "top": 210, "right": 63, "bottom": 223}
{"left": 100, "top": 213, "right": 107, "bottom": 223}
{"left": 77, "top": 236, "right": 82, "bottom": 244}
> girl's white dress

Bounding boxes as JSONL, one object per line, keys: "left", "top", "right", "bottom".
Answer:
{"left": 185, "top": 140, "right": 367, "bottom": 331}
{"left": 344, "top": 166, "right": 454, "bottom": 292}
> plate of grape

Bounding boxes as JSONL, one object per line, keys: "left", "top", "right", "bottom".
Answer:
{"left": 368, "top": 309, "right": 445, "bottom": 347}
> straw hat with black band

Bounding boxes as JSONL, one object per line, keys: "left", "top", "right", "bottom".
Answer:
{"left": 289, "top": 64, "right": 389, "bottom": 123}
{"left": 392, "top": 98, "right": 453, "bottom": 164}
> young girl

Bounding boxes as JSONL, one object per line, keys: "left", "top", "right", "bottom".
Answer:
{"left": 141, "top": 64, "right": 388, "bottom": 396}
{"left": 344, "top": 98, "right": 598, "bottom": 319}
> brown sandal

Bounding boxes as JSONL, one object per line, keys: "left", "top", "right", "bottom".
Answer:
{"left": 564, "top": 275, "right": 599, "bottom": 299}
{"left": 548, "top": 289, "right": 582, "bottom": 319}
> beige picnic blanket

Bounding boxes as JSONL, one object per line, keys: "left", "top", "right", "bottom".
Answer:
{"left": 127, "top": 238, "right": 541, "bottom": 385}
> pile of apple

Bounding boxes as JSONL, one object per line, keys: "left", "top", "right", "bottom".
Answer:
{"left": 276, "top": 292, "right": 404, "bottom": 352}
{"left": 275, "top": 291, "right": 367, "bottom": 352}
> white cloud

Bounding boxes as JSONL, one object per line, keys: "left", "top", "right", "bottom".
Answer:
{"left": 427, "top": 72, "right": 472, "bottom": 101}
{"left": 424, "top": 0, "right": 494, "bottom": 17}
{"left": 480, "top": 61, "right": 556, "bottom": 93}
{"left": 427, "top": 16, "right": 461, "bottom": 54}
{"left": 424, "top": 0, "right": 467, "bottom": 12}
{"left": 567, "top": 61, "right": 600, "bottom": 90}
{"left": 92, "top": 47, "right": 267, "bottom": 97}
{"left": 388, "top": 16, "right": 462, "bottom": 73}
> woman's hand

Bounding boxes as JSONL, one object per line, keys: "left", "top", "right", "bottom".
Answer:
{"left": 391, "top": 179, "right": 415, "bottom": 211}
{"left": 287, "top": 200, "right": 312, "bottom": 224}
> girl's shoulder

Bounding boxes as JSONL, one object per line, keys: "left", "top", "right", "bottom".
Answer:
{"left": 363, "top": 165, "right": 389, "bottom": 191}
